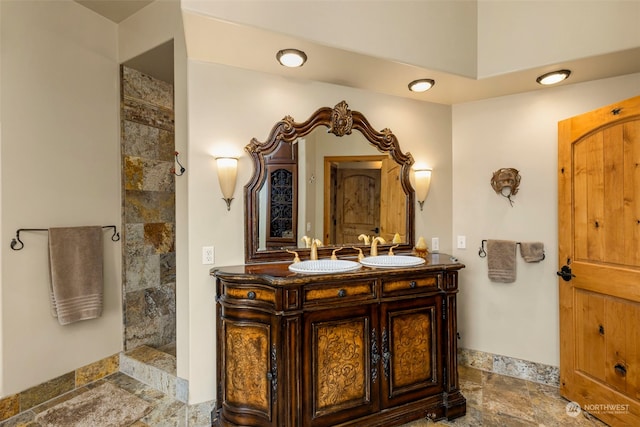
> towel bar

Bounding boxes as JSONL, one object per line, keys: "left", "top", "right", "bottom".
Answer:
{"left": 478, "top": 239, "right": 545, "bottom": 260}
{"left": 10, "top": 225, "right": 120, "bottom": 251}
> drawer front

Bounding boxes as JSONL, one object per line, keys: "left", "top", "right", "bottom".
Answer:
{"left": 303, "top": 280, "right": 376, "bottom": 306}
{"left": 223, "top": 283, "right": 276, "bottom": 306}
{"left": 382, "top": 274, "right": 441, "bottom": 296}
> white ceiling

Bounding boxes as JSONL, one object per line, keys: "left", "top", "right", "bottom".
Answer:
{"left": 75, "top": 0, "right": 640, "bottom": 105}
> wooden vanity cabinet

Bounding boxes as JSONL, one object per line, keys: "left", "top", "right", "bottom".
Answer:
{"left": 213, "top": 257, "right": 465, "bottom": 427}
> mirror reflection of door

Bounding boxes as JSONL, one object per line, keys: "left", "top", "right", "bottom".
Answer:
{"left": 333, "top": 167, "right": 381, "bottom": 244}
{"left": 380, "top": 157, "right": 406, "bottom": 242}
{"left": 324, "top": 155, "right": 405, "bottom": 245}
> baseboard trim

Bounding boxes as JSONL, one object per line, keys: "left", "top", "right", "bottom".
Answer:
{"left": 458, "top": 348, "right": 560, "bottom": 387}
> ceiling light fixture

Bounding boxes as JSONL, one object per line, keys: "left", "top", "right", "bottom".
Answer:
{"left": 536, "top": 69, "right": 571, "bottom": 85}
{"left": 408, "top": 79, "right": 435, "bottom": 93}
{"left": 276, "top": 49, "right": 307, "bottom": 68}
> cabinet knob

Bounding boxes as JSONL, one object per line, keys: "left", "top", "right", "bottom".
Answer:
{"left": 409, "top": 281, "right": 417, "bottom": 289}
{"left": 338, "top": 289, "right": 347, "bottom": 298}
{"left": 247, "top": 291, "right": 256, "bottom": 300}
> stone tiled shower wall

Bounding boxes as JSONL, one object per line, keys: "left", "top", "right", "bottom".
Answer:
{"left": 121, "top": 66, "right": 176, "bottom": 350}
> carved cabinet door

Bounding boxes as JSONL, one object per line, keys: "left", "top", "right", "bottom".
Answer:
{"left": 302, "top": 304, "right": 379, "bottom": 427}
{"left": 219, "top": 307, "right": 280, "bottom": 427}
{"left": 379, "top": 295, "right": 443, "bottom": 410}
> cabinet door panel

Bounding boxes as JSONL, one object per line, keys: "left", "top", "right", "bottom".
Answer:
{"left": 220, "top": 314, "right": 278, "bottom": 427}
{"left": 381, "top": 296, "right": 443, "bottom": 408}
{"left": 303, "top": 305, "right": 379, "bottom": 426}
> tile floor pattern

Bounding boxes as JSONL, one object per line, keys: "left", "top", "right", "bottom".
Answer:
{"left": 0, "top": 365, "right": 609, "bottom": 426}
{"left": 408, "top": 365, "right": 608, "bottom": 427}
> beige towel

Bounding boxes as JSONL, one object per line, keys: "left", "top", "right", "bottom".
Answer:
{"left": 520, "top": 241, "right": 545, "bottom": 262}
{"left": 48, "top": 226, "right": 104, "bottom": 325}
{"left": 487, "top": 240, "right": 517, "bottom": 283}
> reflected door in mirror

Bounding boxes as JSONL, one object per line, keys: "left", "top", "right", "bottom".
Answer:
{"left": 331, "top": 168, "right": 381, "bottom": 244}
{"left": 380, "top": 157, "right": 406, "bottom": 242}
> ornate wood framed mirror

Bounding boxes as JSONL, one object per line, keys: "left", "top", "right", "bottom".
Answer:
{"left": 245, "top": 101, "right": 415, "bottom": 263}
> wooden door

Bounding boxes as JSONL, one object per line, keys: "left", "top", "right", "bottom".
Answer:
{"left": 558, "top": 95, "right": 640, "bottom": 426}
{"left": 333, "top": 168, "right": 381, "bottom": 244}
{"left": 380, "top": 157, "right": 407, "bottom": 242}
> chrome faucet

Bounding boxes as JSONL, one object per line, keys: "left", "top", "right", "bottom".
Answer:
{"left": 370, "top": 236, "right": 386, "bottom": 257}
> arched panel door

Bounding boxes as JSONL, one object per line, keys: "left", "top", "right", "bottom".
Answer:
{"left": 558, "top": 95, "right": 640, "bottom": 426}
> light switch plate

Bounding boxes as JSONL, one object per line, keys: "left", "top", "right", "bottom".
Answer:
{"left": 456, "top": 236, "right": 466, "bottom": 249}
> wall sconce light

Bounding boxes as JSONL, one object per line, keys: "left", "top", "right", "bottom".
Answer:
{"left": 276, "top": 49, "right": 307, "bottom": 68}
{"left": 216, "top": 157, "right": 238, "bottom": 211}
{"left": 414, "top": 168, "right": 432, "bottom": 211}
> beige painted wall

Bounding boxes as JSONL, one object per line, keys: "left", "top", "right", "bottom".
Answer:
{"left": 452, "top": 72, "right": 640, "bottom": 367}
{"left": 0, "top": 1, "right": 121, "bottom": 395}
{"left": 183, "top": 0, "right": 639, "bottom": 79}
{"left": 186, "top": 61, "right": 453, "bottom": 402}
{"left": 182, "top": 0, "right": 478, "bottom": 77}
{"left": 477, "top": 1, "right": 640, "bottom": 78}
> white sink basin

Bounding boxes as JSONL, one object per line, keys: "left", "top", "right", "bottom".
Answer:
{"left": 288, "top": 259, "right": 361, "bottom": 274}
{"left": 360, "top": 255, "right": 426, "bottom": 268}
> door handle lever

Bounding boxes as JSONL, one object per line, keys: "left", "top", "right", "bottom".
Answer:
{"left": 557, "top": 265, "right": 575, "bottom": 282}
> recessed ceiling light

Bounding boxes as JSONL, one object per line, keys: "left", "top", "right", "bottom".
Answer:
{"left": 276, "top": 49, "right": 307, "bottom": 68}
{"left": 536, "top": 69, "right": 571, "bottom": 85}
{"left": 408, "top": 79, "right": 435, "bottom": 92}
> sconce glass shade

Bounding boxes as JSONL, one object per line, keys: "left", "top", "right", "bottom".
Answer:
{"left": 276, "top": 49, "right": 307, "bottom": 67}
{"left": 414, "top": 169, "right": 432, "bottom": 211}
{"left": 216, "top": 157, "right": 238, "bottom": 210}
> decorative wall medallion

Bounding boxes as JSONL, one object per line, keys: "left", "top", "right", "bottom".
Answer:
{"left": 491, "top": 167, "right": 521, "bottom": 206}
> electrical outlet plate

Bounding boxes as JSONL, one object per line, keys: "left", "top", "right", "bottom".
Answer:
{"left": 457, "top": 236, "right": 466, "bottom": 249}
{"left": 431, "top": 237, "right": 439, "bottom": 252}
{"left": 202, "top": 246, "right": 214, "bottom": 264}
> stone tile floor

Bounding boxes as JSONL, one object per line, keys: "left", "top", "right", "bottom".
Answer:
{"left": 406, "top": 365, "right": 608, "bottom": 427}
{"left": 0, "top": 372, "right": 186, "bottom": 427}
{"left": 1, "top": 364, "right": 610, "bottom": 426}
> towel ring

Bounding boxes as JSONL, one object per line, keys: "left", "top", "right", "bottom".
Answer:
{"left": 10, "top": 225, "right": 120, "bottom": 251}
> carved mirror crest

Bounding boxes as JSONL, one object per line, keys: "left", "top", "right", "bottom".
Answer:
{"left": 245, "top": 101, "right": 415, "bottom": 263}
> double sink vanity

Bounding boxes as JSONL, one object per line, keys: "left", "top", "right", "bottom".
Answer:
{"left": 212, "top": 102, "right": 466, "bottom": 427}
